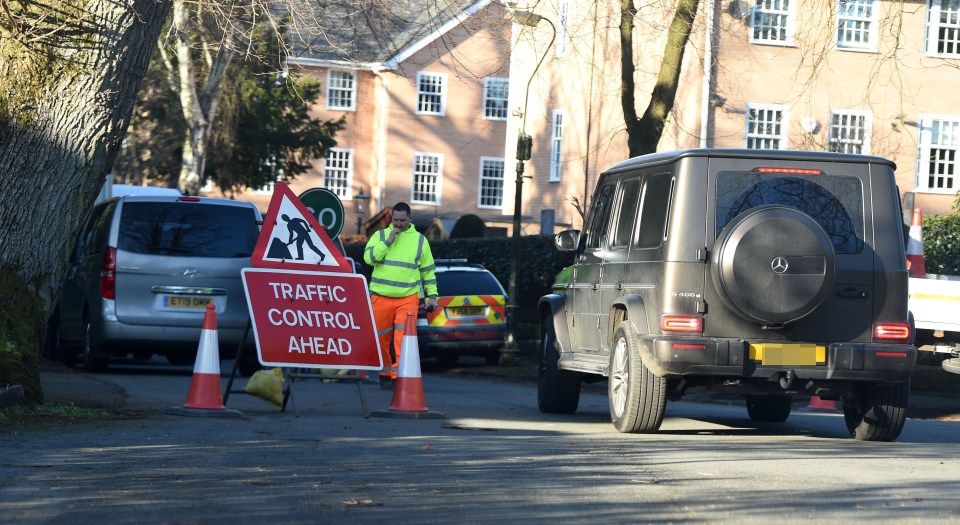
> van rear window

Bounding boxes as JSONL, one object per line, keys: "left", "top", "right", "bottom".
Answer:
{"left": 716, "top": 172, "right": 864, "bottom": 254}
{"left": 119, "top": 202, "right": 258, "bottom": 258}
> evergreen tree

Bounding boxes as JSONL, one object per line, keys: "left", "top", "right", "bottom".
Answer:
{"left": 206, "top": 23, "right": 345, "bottom": 195}
{"left": 118, "top": 21, "right": 344, "bottom": 194}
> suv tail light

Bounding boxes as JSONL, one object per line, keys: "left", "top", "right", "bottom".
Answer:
{"left": 99, "top": 247, "right": 117, "bottom": 299}
{"left": 661, "top": 314, "right": 703, "bottom": 333}
{"left": 874, "top": 322, "right": 911, "bottom": 342}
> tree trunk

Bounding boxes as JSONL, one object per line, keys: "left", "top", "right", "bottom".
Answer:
{"left": 170, "top": 0, "right": 235, "bottom": 195}
{"left": 619, "top": 0, "right": 639, "bottom": 156}
{"left": 0, "top": 0, "right": 171, "bottom": 402}
{"left": 622, "top": 0, "right": 700, "bottom": 157}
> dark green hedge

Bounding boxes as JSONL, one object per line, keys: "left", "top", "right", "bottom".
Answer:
{"left": 344, "top": 236, "right": 575, "bottom": 311}
{"left": 925, "top": 213, "right": 960, "bottom": 275}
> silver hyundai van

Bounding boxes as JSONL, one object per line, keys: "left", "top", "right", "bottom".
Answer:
{"left": 50, "top": 195, "right": 262, "bottom": 372}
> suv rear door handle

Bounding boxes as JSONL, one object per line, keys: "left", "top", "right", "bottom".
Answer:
{"left": 837, "top": 287, "right": 868, "bottom": 299}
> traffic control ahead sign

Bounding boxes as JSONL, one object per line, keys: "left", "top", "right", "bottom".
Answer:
{"left": 241, "top": 268, "right": 383, "bottom": 370}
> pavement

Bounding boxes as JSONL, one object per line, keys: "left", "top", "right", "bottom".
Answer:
{"left": 33, "top": 357, "right": 960, "bottom": 422}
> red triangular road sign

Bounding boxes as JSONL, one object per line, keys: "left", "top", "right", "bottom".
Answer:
{"left": 251, "top": 182, "right": 352, "bottom": 272}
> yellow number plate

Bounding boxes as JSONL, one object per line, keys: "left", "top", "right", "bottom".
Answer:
{"left": 749, "top": 343, "right": 826, "bottom": 366}
{"left": 449, "top": 306, "right": 484, "bottom": 316}
{"left": 165, "top": 296, "right": 212, "bottom": 309}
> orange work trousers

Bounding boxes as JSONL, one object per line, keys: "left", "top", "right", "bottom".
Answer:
{"left": 370, "top": 293, "right": 420, "bottom": 378}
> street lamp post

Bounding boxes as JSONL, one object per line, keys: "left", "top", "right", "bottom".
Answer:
{"left": 502, "top": 10, "right": 556, "bottom": 366}
{"left": 353, "top": 187, "right": 370, "bottom": 235}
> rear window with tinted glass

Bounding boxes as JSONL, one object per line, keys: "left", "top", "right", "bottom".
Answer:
{"left": 436, "top": 270, "right": 505, "bottom": 296}
{"left": 119, "top": 202, "right": 258, "bottom": 258}
{"left": 716, "top": 172, "right": 864, "bottom": 254}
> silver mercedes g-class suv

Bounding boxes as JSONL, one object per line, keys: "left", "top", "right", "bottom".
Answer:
{"left": 538, "top": 149, "right": 916, "bottom": 441}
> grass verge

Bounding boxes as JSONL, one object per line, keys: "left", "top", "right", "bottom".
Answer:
{"left": 0, "top": 402, "right": 111, "bottom": 426}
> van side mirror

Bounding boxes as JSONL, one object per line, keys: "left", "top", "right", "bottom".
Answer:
{"left": 554, "top": 229, "right": 580, "bottom": 252}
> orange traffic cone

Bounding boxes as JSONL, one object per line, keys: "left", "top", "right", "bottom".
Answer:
{"left": 166, "top": 304, "right": 242, "bottom": 417}
{"left": 807, "top": 395, "right": 837, "bottom": 411}
{"left": 906, "top": 208, "right": 926, "bottom": 277}
{"left": 371, "top": 312, "right": 445, "bottom": 419}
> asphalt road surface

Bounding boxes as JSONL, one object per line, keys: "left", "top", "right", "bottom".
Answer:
{"left": 2, "top": 360, "right": 960, "bottom": 524}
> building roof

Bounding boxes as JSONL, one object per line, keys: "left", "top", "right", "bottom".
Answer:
{"left": 288, "top": 0, "right": 490, "bottom": 70}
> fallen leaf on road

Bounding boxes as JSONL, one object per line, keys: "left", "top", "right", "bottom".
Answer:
{"left": 343, "top": 498, "right": 380, "bottom": 507}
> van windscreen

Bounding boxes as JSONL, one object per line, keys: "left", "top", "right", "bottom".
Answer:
{"left": 715, "top": 172, "right": 864, "bottom": 254}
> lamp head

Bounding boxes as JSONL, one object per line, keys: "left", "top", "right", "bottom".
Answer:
{"left": 353, "top": 187, "right": 370, "bottom": 215}
{"left": 511, "top": 10, "right": 544, "bottom": 27}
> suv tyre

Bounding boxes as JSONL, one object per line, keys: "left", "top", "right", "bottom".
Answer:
{"left": 538, "top": 316, "right": 581, "bottom": 414}
{"left": 744, "top": 395, "right": 793, "bottom": 423}
{"left": 711, "top": 205, "right": 836, "bottom": 325}
{"left": 608, "top": 321, "right": 666, "bottom": 433}
{"left": 842, "top": 381, "right": 909, "bottom": 442}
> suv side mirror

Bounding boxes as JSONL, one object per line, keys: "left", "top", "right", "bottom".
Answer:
{"left": 554, "top": 229, "right": 580, "bottom": 252}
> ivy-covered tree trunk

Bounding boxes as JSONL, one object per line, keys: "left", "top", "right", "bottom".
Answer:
{"left": 0, "top": 0, "right": 171, "bottom": 402}
{"left": 621, "top": 0, "right": 700, "bottom": 157}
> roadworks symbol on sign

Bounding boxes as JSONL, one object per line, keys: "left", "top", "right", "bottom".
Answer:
{"left": 251, "top": 182, "right": 352, "bottom": 272}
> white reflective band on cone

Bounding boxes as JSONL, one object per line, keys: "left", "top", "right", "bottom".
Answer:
{"left": 396, "top": 334, "right": 421, "bottom": 379}
{"left": 193, "top": 328, "right": 221, "bottom": 375}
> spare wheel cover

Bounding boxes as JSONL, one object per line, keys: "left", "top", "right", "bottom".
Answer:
{"left": 711, "top": 205, "right": 836, "bottom": 325}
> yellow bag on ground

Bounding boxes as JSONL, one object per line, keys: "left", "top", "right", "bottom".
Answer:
{"left": 319, "top": 368, "right": 350, "bottom": 383}
{"left": 244, "top": 368, "right": 284, "bottom": 408}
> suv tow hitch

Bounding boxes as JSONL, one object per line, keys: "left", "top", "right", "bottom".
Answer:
{"left": 778, "top": 369, "right": 796, "bottom": 390}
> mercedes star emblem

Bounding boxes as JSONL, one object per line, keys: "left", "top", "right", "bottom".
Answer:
{"left": 770, "top": 257, "right": 789, "bottom": 274}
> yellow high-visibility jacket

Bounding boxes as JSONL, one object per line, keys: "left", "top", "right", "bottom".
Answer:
{"left": 364, "top": 225, "right": 438, "bottom": 299}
